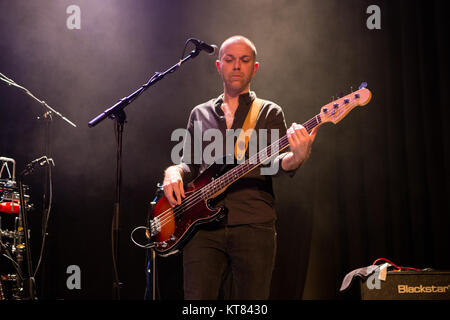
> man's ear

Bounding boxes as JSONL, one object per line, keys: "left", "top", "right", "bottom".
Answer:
{"left": 253, "top": 61, "right": 259, "bottom": 76}
{"left": 216, "top": 60, "right": 221, "bottom": 73}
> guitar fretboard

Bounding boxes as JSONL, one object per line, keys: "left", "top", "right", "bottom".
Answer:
{"left": 200, "top": 114, "right": 322, "bottom": 199}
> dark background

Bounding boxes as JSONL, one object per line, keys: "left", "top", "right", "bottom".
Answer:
{"left": 0, "top": 0, "right": 448, "bottom": 300}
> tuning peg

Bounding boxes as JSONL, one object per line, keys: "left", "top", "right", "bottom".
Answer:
{"left": 359, "top": 82, "right": 367, "bottom": 89}
{"left": 350, "top": 86, "right": 353, "bottom": 92}
{"left": 333, "top": 103, "right": 339, "bottom": 109}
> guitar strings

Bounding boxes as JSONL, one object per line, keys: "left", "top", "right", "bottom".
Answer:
{"left": 150, "top": 115, "right": 321, "bottom": 234}
{"left": 151, "top": 115, "right": 321, "bottom": 232}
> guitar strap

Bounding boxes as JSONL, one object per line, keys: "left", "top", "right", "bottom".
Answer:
{"left": 234, "top": 97, "right": 264, "bottom": 161}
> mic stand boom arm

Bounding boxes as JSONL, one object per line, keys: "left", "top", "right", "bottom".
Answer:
{"left": 87, "top": 47, "right": 201, "bottom": 127}
{"left": 0, "top": 72, "right": 77, "bottom": 128}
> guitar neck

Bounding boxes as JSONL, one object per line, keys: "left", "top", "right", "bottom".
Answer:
{"left": 202, "top": 114, "right": 322, "bottom": 197}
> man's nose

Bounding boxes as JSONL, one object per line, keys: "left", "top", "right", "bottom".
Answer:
{"left": 233, "top": 59, "right": 241, "bottom": 70}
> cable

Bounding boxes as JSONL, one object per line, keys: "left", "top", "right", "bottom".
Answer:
{"left": 32, "top": 159, "right": 53, "bottom": 278}
{"left": 130, "top": 226, "right": 155, "bottom": 249}
{"left": 111, "top": 207, "right": 121, "bottom": 299}
{"left": 372, "top": 258, "right": 421, "bottom": 271}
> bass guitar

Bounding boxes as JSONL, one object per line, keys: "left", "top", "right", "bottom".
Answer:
{"left": 148, "top": 83, "right": 372, "bottom": 256}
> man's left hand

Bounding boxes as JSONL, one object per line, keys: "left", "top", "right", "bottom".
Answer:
{"left": 281, "top": 122, "right": 318, "bottom": 171}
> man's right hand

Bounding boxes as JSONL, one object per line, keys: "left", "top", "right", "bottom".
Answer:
{"left": 163, "top": 165, "right": 185, "bottom": 207}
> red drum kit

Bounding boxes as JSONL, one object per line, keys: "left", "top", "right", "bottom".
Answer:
{"left": 0, "top": 157, "right": 32, "bottom": 300}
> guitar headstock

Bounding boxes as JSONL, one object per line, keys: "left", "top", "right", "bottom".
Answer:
{"left": 320, "top": 83, "right": 372, "bottom": 125}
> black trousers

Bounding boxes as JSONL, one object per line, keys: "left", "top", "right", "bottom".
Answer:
{"left": 182, "top": 222, "right": 277, "bottom": 300}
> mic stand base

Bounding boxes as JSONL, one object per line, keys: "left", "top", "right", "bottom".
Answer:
{"left": 22, "top": 277, "right": 37, "bottom": 300}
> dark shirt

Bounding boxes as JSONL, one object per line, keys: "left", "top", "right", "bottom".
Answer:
{"left": 178, "top": 91, "right": 295, "bottom": 225}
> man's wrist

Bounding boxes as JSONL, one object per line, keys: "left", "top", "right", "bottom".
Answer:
{"left": 165, "top": 165, "right": 183, "bottom": 176}
{"left": 281, "top": 152, "right": 303, "bottom": 171}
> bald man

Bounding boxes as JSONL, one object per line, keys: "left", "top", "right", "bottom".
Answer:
{"left": 162, "top": 35, "right": 316, "bottom": 299}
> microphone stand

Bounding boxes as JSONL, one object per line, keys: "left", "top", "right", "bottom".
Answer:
{"left": 17, "top": 168, "right": 36, "bottom": 300}
{"left": 37, "top": 111, "right": 53, "bottom": 298}
{"left": 0, "top": 72, "right": 77, "bottom": 128}
{"left": 88, "top": 45, "right": 202, "bottom": 300}
{"left": 16, "top": 156, "right": 54, "bottom": 300}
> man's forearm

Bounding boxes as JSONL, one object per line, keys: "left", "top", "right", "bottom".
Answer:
{"left": 280, "top": 151, "right": 305, "bottom": 172}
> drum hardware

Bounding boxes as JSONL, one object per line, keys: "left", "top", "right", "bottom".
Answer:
{"left": 0, "top": 230, "right": 23, "bottom": 300}
{"left": 1, "top": 182, "right": 32, "bottom": 215}
{"left": 0, "top": 156, "right": 39, "bottom": 300}
{"left": 1, "top": 228, "right": 17, "bottom": 240}
{"left": 0, "top": 274, "right": 21, "bottom": 300}
{"left": 1, "top": 205, "right": 25, "bottom": 300}
{"left": 0, "top": 157, "right": 16, "bottom": 182}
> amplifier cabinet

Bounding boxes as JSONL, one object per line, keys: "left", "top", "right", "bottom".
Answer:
{"left": 360, "top": 270, "right": 450, "bottom": 300}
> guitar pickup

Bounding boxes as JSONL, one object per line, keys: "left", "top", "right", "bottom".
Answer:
{"left": 149, "top": 217, "right": 161, "bottom": 237}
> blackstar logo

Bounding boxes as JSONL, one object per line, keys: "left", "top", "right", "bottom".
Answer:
{"left": 397, "top": 284, "right": 450, "bottom": 294}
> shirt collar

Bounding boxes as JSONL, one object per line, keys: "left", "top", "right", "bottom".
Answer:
{"left": 214, "top": 91, "right": 256, "bottom": 114}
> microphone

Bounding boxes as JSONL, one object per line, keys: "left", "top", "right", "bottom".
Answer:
{"left": 189, "top": 38, "right": 218, "bottom": 55}
{"left": 21, "top": 156, "right": 55, "bottom": 176}
{"left": 30, "top": 156, "right": 48, "bottom": 166}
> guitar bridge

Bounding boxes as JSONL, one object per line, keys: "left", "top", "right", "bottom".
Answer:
{"left": 149, "top": 217, "right": 161, "bottom": 237}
